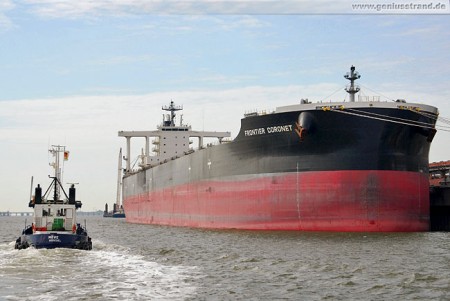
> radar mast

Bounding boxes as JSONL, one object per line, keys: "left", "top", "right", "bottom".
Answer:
{"left": 162, "top": 101, "right": 183, "bottom": 127}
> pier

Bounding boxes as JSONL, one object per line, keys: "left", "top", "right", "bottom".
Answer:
{"left": 0, "top": 211, "right": 33, "bottom": 217}
{"left": 429, "top": 160, "right": 450, "bottom": 231}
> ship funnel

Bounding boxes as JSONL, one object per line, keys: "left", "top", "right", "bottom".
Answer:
{"left": 35, "top": 184, "right": 42, "bottom": 204}
{"left": 344, "top": 65, "right": 361, "bottom": 102}
{"left": 69, "top": 184, "right": 76, "bottom": 204}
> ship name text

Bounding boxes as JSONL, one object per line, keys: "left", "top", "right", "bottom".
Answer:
{"left": 244, "top": 124, "right": 293, "bottom": 137}
{"left": 48, "top": 235, "right": 61, "bottom": 243}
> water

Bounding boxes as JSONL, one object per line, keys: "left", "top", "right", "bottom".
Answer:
{"left": 1, "top": 216, "right": 449, "bottom": 300}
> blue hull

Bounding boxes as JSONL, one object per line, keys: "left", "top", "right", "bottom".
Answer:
{"left": 16, "top": 232, "right": 92, "bottom": 250}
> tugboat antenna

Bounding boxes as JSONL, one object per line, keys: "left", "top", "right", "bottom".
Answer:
{"left": 47, "top": 145, "right": 70, "bottom": 202}
{"left": 29, "top": 176, "right": 34, "bottom": 202}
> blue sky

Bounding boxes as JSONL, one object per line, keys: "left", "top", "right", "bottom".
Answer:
{"left": 1, "top": 1, "right": 449, "bottom": 211}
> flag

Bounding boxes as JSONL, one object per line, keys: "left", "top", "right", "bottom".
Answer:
{"left": 64, "top": 151, "right": 69, "bottom": 161}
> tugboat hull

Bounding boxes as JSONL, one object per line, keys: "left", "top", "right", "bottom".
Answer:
{"left": 16, "top": 232, "right": 92, "bottom": 250}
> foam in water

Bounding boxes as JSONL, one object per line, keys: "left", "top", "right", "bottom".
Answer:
{"left": 0, "top": 240, "right": 201, "bottom": 300}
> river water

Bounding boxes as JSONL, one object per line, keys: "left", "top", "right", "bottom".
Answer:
{"left": 0, "top": 216, "right": 449, "bottom": 300}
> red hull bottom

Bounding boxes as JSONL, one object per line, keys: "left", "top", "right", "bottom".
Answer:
{"left": 124, "top": 170, "right": 430, "bottom": 232}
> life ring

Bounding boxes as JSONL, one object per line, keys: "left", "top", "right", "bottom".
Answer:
{"left": 72, "top": 224, "right": 76, "bottom": 233}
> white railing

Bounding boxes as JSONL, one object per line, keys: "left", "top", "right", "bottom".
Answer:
{"left": 358, "top": 95, "right": 381, "bottom": 102}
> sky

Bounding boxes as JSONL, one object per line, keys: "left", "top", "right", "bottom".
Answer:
{"left": 0, "top": 1, "right": 449, "bottom": 212}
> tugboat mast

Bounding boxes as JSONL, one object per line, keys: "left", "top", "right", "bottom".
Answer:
{"left": 48, "top": 145, "right": 67, "bottom": 201}
{"left": 344, "top": 65, "right": 361, "bottom": 102}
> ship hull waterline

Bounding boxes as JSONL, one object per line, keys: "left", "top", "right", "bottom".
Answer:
{"left": 123, "top": 170, "right": 429, "bottom": 232}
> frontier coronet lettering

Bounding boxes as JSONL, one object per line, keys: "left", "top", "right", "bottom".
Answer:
{"left": 244, "top": 125, "right": 293, "bottom": 137}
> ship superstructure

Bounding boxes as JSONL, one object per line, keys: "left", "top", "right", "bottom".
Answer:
{"left": 119, "top": 101, "right": 231, "bottom": 171}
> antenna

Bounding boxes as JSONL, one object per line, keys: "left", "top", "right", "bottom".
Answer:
{"left": 162, "top": 101, "right": 183, "bottom": 126}
{"left": 48, "top": 145, "right": 67, "bottom": 201}
{"left": 29, "top": 176, "right": 34, "bottom": 202}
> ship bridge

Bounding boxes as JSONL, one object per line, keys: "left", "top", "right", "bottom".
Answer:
{"left": 118, "top": 101, "right": 230, "bottom": 172}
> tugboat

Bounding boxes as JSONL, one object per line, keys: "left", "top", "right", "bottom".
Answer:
{"left": 15, "top": 146, "right": 92, "bottom": 250}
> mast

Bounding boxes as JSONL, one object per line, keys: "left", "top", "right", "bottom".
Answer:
{"left": 49, "top": 145, "right": 66, "bottom": 201}
{"left": 162, "top": 101, "right": 183, "bottom": 126}
{"left": 344, "top": 65, "right": 361, "bottom": 102}
{"left": 116, "top": 148, "right": 122, "bottom": 209}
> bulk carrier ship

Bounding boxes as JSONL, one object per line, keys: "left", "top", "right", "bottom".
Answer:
{"left": 119, "top": 66, "right": 438, "bottom": 232}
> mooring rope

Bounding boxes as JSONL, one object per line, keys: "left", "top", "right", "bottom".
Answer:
{"left": 327, "top": 107, "right": 450, "bottom": 132}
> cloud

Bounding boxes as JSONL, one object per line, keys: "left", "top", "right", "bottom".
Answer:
{"left": 7, "top": 0, "right": 450, "bottom": 27}
{"left": 23, "top": 0, "right": 127, "bottom": 19}
{"left": 21, "top": 0, "right": 363, "bottom": 18}
{"left": 0, "top": 0, "right": 14, "bottom": 31}
{"left": 211, "top": 15, "right": 271, "bottom": 30}
{"left": 379, "top": 19, "right": 449, "bottom": 38}
{"left": 88, "top": 54, "right": 157, "bottom": 67}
